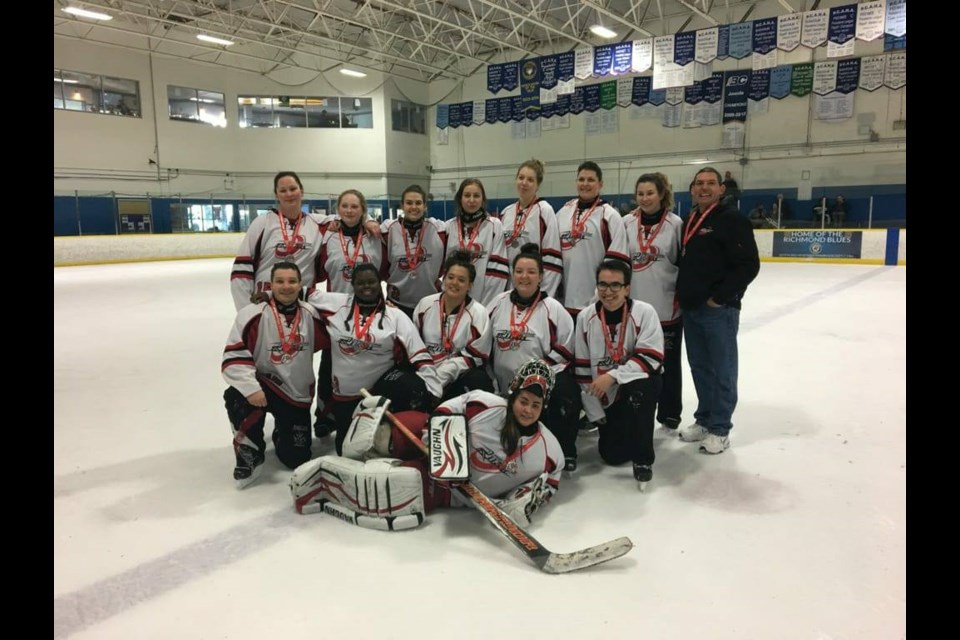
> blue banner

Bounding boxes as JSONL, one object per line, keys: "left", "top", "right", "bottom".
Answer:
{"left": 674, "top": 31, "right": 696, "bottom": 66}
{"left": 884, "top": 33, "right": 906, "bottom": 51}
{"left": 772, "top": 231, "right": 863, "bottom": 259}
{"left": 632, "top": 76, "right": 651, "bottom": 106}
{"left": 593, "top": 44, "right": 615, "bottom": 76}
{"left": 520, "top": 59, "right": 541, "bottom": 119}
{"left": 728, "top": 23, "right": 754, "bottom": 59}
{"left": 828, "top": 4, "right": 857, "bottom": 45}
{"left": 498, "top": 97, "right": 512, "bottom": 123}
{"left": 459, "top": 102, "right": 473, "bottom": 126}
{"left": 717, "top": 25, "right": 730, "bottom": 59}
{"left": 485, "top": 98, "right": 499, "bottom": 123}
{"left": 722, "top": 70, "right": 750, "bottom": 123}
{"left": 836, "top": 58, "right": 860, "bottom": 94}
{"left": 540, "top": 55, "right": 558, "bottom": 89}
{"left": 436, "top": 104, "right": 449, "bottom": 129}
{"left": 555, "top": 93, "right": 570, "bottom": 117}
{"left": 752, "top": 17, "right": 778, "bottom": 54}
{"left": 511, "top": 96, "right": 524, "bottom": 122}
{"left": 449, "top": 103, "right": 462, "bottom": 128}
{"left": 703, "top": 72, "right": 724, "bottom": 104}
{"left": 685, "top": 80, "right": 704, "bottom": 105}
{"left": 502, "top": 62, "right": 519, "bottom": 92}
{"left": 569, "top": 87, "right": 585, "bottom": 114}
{"left": 770, "top": 65, "right": 793, "bottom": 99}
{"left": 613, "top": 42, "right": 633, "bottom": 74}
{"left": 648, "top": 87, "right": 666, "bottom": 106}
{"left": 557, "top": 52, "right": 575, "bottom": 81}
{"left": 583, "top": 84, "right": 601, "bottom": 112}
{"left": 487, "top": 64, "right": 503, "bottom": 94}
{"left": 541, "top": 100, "right": 557, "bottom": 119}
{"left": 748, "top": 69, "right": 769, "bottom": 101}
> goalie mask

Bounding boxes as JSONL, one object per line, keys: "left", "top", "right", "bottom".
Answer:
{"left": 508, "top": 358, "right": 556, "bottom": 404}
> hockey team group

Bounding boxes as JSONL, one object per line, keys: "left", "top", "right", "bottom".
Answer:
{"left": 221, "top": 160, "right": 760, "bottom": 538}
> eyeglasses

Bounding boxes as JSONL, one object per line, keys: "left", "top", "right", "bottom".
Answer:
{"left": 596, "top": 282, "right": 625, "bottom": 291}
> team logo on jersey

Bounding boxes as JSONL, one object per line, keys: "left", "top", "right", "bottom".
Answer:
{"left": 425, "top": 342, "right": 450, "bottom": 361}
{"left": 269, "top": 337, "right": 305, "bottom": 364}
{"left": 274, "top": 237, "right": 309, "bottom": 258}
{"left": 504, "top": 230, "right": 528, "bottom": 249}
{"left": 337, "top": 334, "right": 376, "bottom": 356}
{"left": 495, "top": 328, "right": 528, "bottom": 350}
{"left": 631, "top": 247, "right": 660, "bottom": 271}
{"left": 470, "top": 447, "right": 518, "bottom": 475}
{"left": 559, "top": 230, "right": 592, "bottom": 249}
{"left": 463, "top": 242, "right": 485, "bottom": 263}
{"left": 340, "top": 258, "right": 370, "bottom": 282}
{"left": 397, "top": 248, "right": 429, "bottom": 271}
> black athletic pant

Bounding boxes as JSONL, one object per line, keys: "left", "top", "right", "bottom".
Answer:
{"left": 224, "top": 385, "right": 312, "bottom": 470}
{"left": 441, "top": 366, "right": 495, "bottom": 402}
{"left": 656, "top": 319, "right": 683, "bottom": 424}
{"left": 597, "top": 376, "right": 663, "bottom": 467}
{"left": 543, "top": 368, "right": 582, "bottom": 460}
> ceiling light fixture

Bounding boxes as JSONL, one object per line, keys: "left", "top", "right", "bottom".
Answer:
{"left": 339, "top": 68, "right": 367, "bottom": 78}
{"left": 54, "top": 78, "right": 79, "bottom": 84}
{"left": 589, "top": 25, "right": 617, "bottom": 39}
{"left": 197, "top": 34, "right": 235, "bottom": 46}
{"left": 62, "top": 7, "right": 113, "bottom": 20}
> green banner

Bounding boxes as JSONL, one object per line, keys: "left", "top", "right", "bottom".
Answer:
{"left": 600, "top": 81, "right": 618, "bottom": 110}
{"left": 791, "top": 63, "right": 813, "bottom": 97}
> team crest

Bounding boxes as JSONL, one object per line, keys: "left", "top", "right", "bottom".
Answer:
{"left": 397, "top": 248, "right": 428, "bottom": 271}
{"left": 559, "top": 230, "right": 591, "bottom": 249}
{"left": 269, "top": 337, "right": 304, "bottom": 364}
{"left": 337, "top": 334, "right": 376, "bottom": 356}
{"left": 631, "top": 247, "right": 660, "bottom": 271}
{"left": 495, "top": 328, "right": 527, "bottom": 351}
{"left": 275, "top": 237, "right": 308, "bottom": 258}
{"left": 464, "top": 242, "right": 485, "bottom": 263}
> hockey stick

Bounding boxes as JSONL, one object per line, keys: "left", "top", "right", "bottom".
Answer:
{"left": 360, "top": 389, "right": 633, "bottom": 574}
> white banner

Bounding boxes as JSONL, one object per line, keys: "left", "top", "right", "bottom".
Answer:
{"left": 472, "top": 100, "right": 485, "bottom": 125}
{"left": 827, "top": 39, "right": 855, "bottom": 58}
{"left": 601, "top": 110, "right": 618, "bottom": 134}
{"left": 722, "top": 121, "right": 745, "bottom": 149}
{"left": 884, "top": 51, "right": 906, "bottom": 89}
{"left": 436, "top": 127, "right": 448, "bottom": 145}
{"left": 856, "top": 1, "right": 885, "bottom": 41}
{"left": 885, "top": 0, "right": 906, "bottom": 37}
{"left": 557, "top": 78, "right": 576, "bottom": 95}
{"left": 858, "top": 55, "right": 886, "bottom": 91}
{"left": 694, "top": 61, "right": 713, "bottom": 82}
{"left": 777, "top": 14, "right": 802, "bottom": 51}
{"left": 617, "top": 77, "right": 633, "bottom": 107}
{"left": 701, "top": 102, "right": 722, "bottom": 126}
{"left": 653, "top": 35, "right": 674, "bottom": 72}
{"left": 748, "top": 97, "right": 770, "bottom": 114}
{"left": 631, "top": 38, "right": 653, "bottom": 73}
{"left": 665, "top": 87, "right": 685, "bottom": 106}
{"left": 814, "top": 93, "right": 855, "bottom": 120}
{"left": 813, "top": 60, "right": 838, "bottom": 95}
{"left": 695, "top": 28, "right": 718, "bottom": 63}
{"left": 682, "top": 103, "right": 702, "bottom": 128}
{"left": 653, "top": 35, "right": 692, "bottom": 89}
{"left": 575, "top": 47, "right": 594, "bottom": 79}
{"left": 525, "top": 119, "right": 541, "bottom": 138}
{"left": 802, "top": 9, "right": 829, "bottom": 48}
{"left": 752, "top": 50, "right": 778, "bottom": 71}
{"left": 662, "top": 103, "right": 681, "bottom": 128}
{"left": 540, "top": 86, "right": 557, "bottom": 104}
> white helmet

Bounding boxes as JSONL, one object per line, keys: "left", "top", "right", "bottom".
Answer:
{"left": 508, "top": 358, "right": 556, "bottom": 404}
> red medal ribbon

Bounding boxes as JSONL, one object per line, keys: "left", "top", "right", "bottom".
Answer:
{"left": 630, "top": 208, "right": 666, "bottom": 255}
{"left": 269, "top": 299, "right": 302, "bottom": 357}
{"left": 510, "top": 292, "right": 541, "bottom": 340}
{"left": 352, "top": 303, "right": 379, "bottom": 342}
{"left": 439, "top": 295, "right": 468, "bottom": 356}
{"left": 338, "top": 228, "right": 367, "bottom": 271}
{"left": 600, "top": 305, "right": 628, "bottom": 364}
{"left": 277, "top": 210, "right": 304, "bottom": 254}
{"left": 571, "top": 200, "right": 601, "bottom": 240}
{"left": 682, "top": 202, "right": 718, "bottom": 254}
{"left": 402, "top": 224, "right": 425, "bottom": 270}
{"left": 458, "top": 216, "right": 484, "bottom": 252}
{"left": 505, "top": 200, "right": 538, "bottom": 246}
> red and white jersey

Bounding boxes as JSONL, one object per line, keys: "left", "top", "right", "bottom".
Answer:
{"left": 442, "top": 215, "right": 510, "bottom": 306}
{"left": 486, "top": 291, "right": 575, "bottom": 394}
{"left": 413, "top": 293, "right": 492, "bottom": 390}
{"left": 433, "top": 391, "right": 563, "bottom": 502}
{"left": 499, "top": 198, "right": 563, "bottom": 298}
{"left": 623, "top": 210, "right": 683, "bottom": 322}
{"left": 307, "top": 291, "right": 441, "bottom": 400}
{"left": 221, "top": 300, "right": 328, "bottom": 406}
{"left": 381, "top": 217, "right": 448, "bottom": 310}
{"left": 554, "top": 198, "right": 629, "bottom": 313}
{"left": 316, "top": 228, "right": 390, "bottom": 294}
{"left": 573, "top": 300, "right": 664, "bottom": 422}
{"left": 230, "top": 210, "right": 327, "bottom": 311}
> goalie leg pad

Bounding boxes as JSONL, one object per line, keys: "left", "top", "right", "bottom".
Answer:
{"left": 289, "top": 456, "right": 425, "bottom": 531}
{"left": 428, "top": 414, "right": 470, "bottom": 483}
{"left": 341, "top": 395, "right": 393, "bottom": 460}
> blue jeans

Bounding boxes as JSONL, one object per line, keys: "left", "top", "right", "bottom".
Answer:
{"left": 683, "top": 305, "right": 740, "bottom": 436}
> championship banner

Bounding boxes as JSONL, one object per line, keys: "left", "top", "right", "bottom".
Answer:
{"left": 448, "top": 103, "right": 462, "bottom": 128}
{"left": 722, "top": 70, "right": 750, "bottom": 124}
{"left": 717, "top": 24, "right": 730, "bottom": 59}
{"left": 593, "top": 43, "right": 616, "bottom": 76}
{"left": 632, "top": 76, "right": 651, "bottom": 106}
{"left": 812, "top": 60, "right": 838, "bottom": 96}
{"left": 695, "top": 27, "right": 718, "bottom": 63}
{"left": 770, "top": 65, "right": 793, "bottom": 99}
{"left": 617, "top": 77, "right": 633, "bottom": 107}
{"left": 540, "top": 86, "right": 557, "bottom": 104}
{"left": 557, "top": 52, "right": 576, "bottom": 81}
{"left": 753, "top": 17, "right": 778, "bottom": 54}
{"left": 772, "top": 231, "right": 863, "bottom": 259}
{"left": 835, "top": 58, "right": 860, "bottom": 94}
{"left": 557, "top": 78, "right": 576, "bottom": 95}
{"left": 856, "top": 0, "right": 885, "bottom": 41}
{"left": 790, "top": 62, "right": 814, "bottom": 97}
{"left": 575, "top": 47, "right": 594, "bottom": 79}
{"left": 631, "top": 39, "right": 653, "bottom": 73}
{"left": 539, "top": 55, "right": 558, "bottom": 89}
{"left": 502, "top": 62, "right": 519, "bottom": 92}
{"left": 827, "top": 4, "right": 857, "bottom": 58}
{"left": 885, "top": 0, "right": 906, "bottom": 37}
{"left": 613, "top": 42, "right": 633, "bottom": 75}
{"left": 683, "top": 102, "right": 702, "bottom": 128}
{"left": 484, "top": 98, "right": 498, "bottom": 123}
{"left": 702, "top": 72, "right": 723, "bottom": 126}
{"left": 459, "top": 101, "right": 474, "bottom": 127}
{"left": 883, "top": 33, "right": 906, "bottom": 51}
{"left": 749, "top": 69, "right": 770, "bottom": 101}
{"left": 777, "top": 13, "right": 802, "bottom": 51}
{"left": 665, "top": 87, "right": 684, "bottom": 106}
{"left": 802, "top": 9, "right": 829, "bottom": 48}
{"left": 436, "top": 104, "right": 449, "bottom": 129}
{"left": 487, "top": 63, "right": 504, "bottom": 94}
{"left": 663, "top": 102, "right": 681, "bottom": 128}
{"left": 584, "top": 84, "right": 602, "bottom": 112}
{"left": 520, "top": 59, "right": 541, "bottom": 120}
{"left": 498, "top": 97, "right": 512, "bottom": 123}
{"left": 654, "top": 35, "right": 693, "bottom": 89}
{"left": 600, "top": 81, "right": 618, "bottom": 110}
{"left": 858, "top": 55, "right": 885, "bottom": 91}
{"left": 884, "top": 51, "right": 906, "bottom": 89}
{"left": 685, "top": 80, "right": 704, "bottom": 105}
{"left": 814, "top": 93, "right": 854, "bottom": 121}
{"left": 511, "top": 96, "right": 524, "bottom": 122}
{"left": 554, "top": 94, "right": 570, "bottom": 117}
{"left": 540, "top": 99, "right": 557, "bottom": 120}
{"left": 728, "top": 22, "right": 753, "bottom": 59}
{"left": 569, "top": 86, "right": 585, "bottom": 114}
{"left": 472, "top": 100, "right": 485, "bottom": 125}
{"left": 674, "top": 31, "right": 696, "bottom": 66}
{"left": 648, "top": 87, "right": 666, "bottom": 106}
{"left": 693, "top": 61, "right": 713, "bottom": 82}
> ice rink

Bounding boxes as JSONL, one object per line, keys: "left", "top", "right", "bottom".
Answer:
{"left": 54, "top": 259, "right": 906, "bottom": 640}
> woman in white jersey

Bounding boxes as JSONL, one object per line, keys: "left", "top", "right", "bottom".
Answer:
{"left": 499, "top": 159, "right": 563, "bottom": 298}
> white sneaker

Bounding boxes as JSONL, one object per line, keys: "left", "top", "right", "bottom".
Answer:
{"left": 699, "top": 433, "right": 730, "bottom": 454}
{"left": 678, "top": 422, "right": 709, "bottom": 442}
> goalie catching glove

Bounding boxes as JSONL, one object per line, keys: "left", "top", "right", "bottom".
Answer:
{"left": 493, "top": 472, "right": 555, "bottom": 527}
{"left": 341, "top": 394, "right": 393, "bottom": 460}
{"left": 289, "top": 456, "right": 425, "bottom": 531}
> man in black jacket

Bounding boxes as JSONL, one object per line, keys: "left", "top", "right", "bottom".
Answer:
{"left": 676, "top": 168, "right": 760, "bottom": 454}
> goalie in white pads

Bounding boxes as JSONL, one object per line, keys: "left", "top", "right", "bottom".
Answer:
{"left": 290, "top": 359, "right": 564, "bottom": 530}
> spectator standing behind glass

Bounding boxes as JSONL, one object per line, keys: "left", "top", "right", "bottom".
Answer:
{"left": 499, "top": 159, "right": 563, "bottom": 298}
{"left": 222, "top": 262, "right": 328, "bottom": 489}
{"left": 555, "top": 161, "right": 629, "bottom": 321}
{"left": 622, "top": 172, "right": 684, "bottom": 431}
{"left": 486, "top": 244, "right": 582, "bottom": 472}
{"left": 412, "top": 250, "right": 494, "bottom": 401}
{"left": 442, "top": 179, "right": 510, "bottom": 306}
{"left": 574, "top": 260, "right": 664, "bottom": 488}
{"left": 831, "top": 195, "right": 847, "bottom": 228}
{"left": 676, "top": 168, "right": 760, "bottom": 455}
{"left": 382, "top": 185, "right": 448, "bottom": 318}
{"left": 721, "top": 170, "right": 741, "bottom": 206}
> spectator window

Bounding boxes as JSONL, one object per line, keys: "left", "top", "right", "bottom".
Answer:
{"left": 391, "top": 99, "right": 425, "bottom": 134}
{"left": 238, "top": 95, "right": 373, "bottom": 128}
{"left": 168, "top": 86, "right": 226, "bottom": 127}
{"left": 54, "top": 68, "right": 140, "bottom": 117}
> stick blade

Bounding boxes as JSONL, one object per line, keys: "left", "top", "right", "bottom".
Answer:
{"left": 540, "top": 536, "right": 634, "bottom": 574}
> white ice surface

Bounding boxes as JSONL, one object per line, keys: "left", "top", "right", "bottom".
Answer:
{"left": 54, "top": 260, "right": 906, "bottom": 640}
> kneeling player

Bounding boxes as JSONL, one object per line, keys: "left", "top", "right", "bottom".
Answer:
{"left": 289, "top": 359, "right": 565, "bottom": 530}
